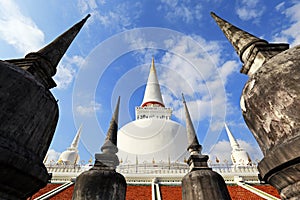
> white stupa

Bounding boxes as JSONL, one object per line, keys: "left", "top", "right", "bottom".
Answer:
{"left": 117, "top": 58, "right": 188, "bottom": 163}
{"left": 224, "top": 124, "right": 251, "bottom": 166}
{"left": 57, "top": 125, "right": 82, "bottom": 165}
{"left": 44, "top": 59, "right": 260, "bottom": 185}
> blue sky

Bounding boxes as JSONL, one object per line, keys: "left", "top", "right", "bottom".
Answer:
{"left": 1, "top": 0, "right": 299, "bottom": 164}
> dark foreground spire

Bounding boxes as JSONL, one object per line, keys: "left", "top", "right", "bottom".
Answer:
{"left": 210, "top": 12, "right": 267, "bottom": 61}
{"left": 101, "top": 96, "right": 120, "bottom": 154}
{"left": 181, "top": 94, "right": 231, "bottom": 200}
{"left": 182, "top": 94, "right": 202, "bottom": 154}
{"left": 26, "top": 14, "right": 90, "bottom": 72}
{"left": 95, "top": 96, "right": 121, "bottom": 169}
{"left": 0, "top": 15, "right": 89, "bottom": 199}
{"left": 72, "top": 97, "right": 126, "bottom": 200}
{"left": 6, "top": 14, "right": 90, "bottom": 89}
{"left": 210, "top": 12, "right": 288, "bottom": 75}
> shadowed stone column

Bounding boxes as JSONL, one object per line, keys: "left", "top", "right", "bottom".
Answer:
{"left": 0, "top": 15, "right": 89, "bottom": 199}
{"left": 72, "top": 97, "right": 127, "bottom": 200}
{"left": 211, "top": 12, "right": 300, "bottom": 199}
{"left": 181, "top": 94, "right": 231, "bottom": 200}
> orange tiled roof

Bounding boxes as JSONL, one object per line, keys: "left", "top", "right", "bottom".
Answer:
{"left": 254, "top": 185, "right": 281, "bottom": 198}
{"left": 160, "top": 186, "right": 181, "bottom": 200}
{"left": 29, "top": 183, "right": 281, "bottom": 200}
{"left": 126, "top": 185, "right": 152, "bottom": 200}
{"left": 228, "top": 185, "right": 266, "bottom": 200}
{"left": 27, "top": 184, "right": 60, "bottom": 199}
{"left": 50, "top": 185, "right": 74, "bottom": 200}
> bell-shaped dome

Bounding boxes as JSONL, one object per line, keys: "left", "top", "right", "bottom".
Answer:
{"left": 58, "top": 149, "right": 80, "bottom": 165}
{"left": 57, "top": 125, "right": 82, "bottom": 165}
{"left": 117, "top": 119, "right": 188, "bottom": 162}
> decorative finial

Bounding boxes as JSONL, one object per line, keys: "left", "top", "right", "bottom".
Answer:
{"left": 182, "top": 93, "right": 202, "bottom": 155}
{"left": 182, "top": 93, "right": 186, "bottom": 103}
{"left": 94, "top": 96, "right": 121, "bottom": 169}
{"left": 101, "top": 96, "right": 120, "bottom": 154}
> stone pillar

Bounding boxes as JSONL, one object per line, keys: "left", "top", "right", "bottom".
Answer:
{"left": 181, "top": 94, "right": 231, "bottom": 200}
{"left": 211, "top": 12, "right": 300, "bottom": 199}
{"left": 0, "top": 15, "right": 89, "bottom": 199}
{"left": 72, "top": 167, "right": 126, "bottom": 200}
{"left": 72, "top": 97, "right": 127, "bottom": 200}
{"left": 242, "top": 47, "right": 300, "bottom": 200}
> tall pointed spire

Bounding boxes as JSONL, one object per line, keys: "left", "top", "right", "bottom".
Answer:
{"left": 141, "top": 58, "right": 165, "bottom": 107}
{"left": 101, "top": 96, "right": 120, "bottom": 154}
{"left": 182, "top": 94, "right": 202, "bottom": 155}
{"left": 224, "top": 123, "right": 240, "bottom": 150}
{"left": 224, "top": 123, "right": 252, "bottom": 166}
{"left": 73, "top": 96, "right": 126, "bottom": 199}
{"left": 26, "top": 14, "right": 90, "bottom": 73}
{"left": 210, "top": 12, "right": 267, "bottom": 62}
{"left": 5, "top": 14, "right": 90, "bottom": 89}
{"left": 181, "top": 95, "right": 231, "bottom": 199}
{"left": 70, "top": 124, "right": 83, "bottom": 149}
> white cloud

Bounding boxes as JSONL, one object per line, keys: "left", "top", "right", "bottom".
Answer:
{"left": 76, "top": 100, "right": 101, "bottom": 116}
{"left": 77, "top": 0, "right": 98, "bottom": 14}
{"left": 53, "top": 55, "right": 85, "bottom": 89}
{"left": 276, "top": 2, "right": 300, "bottom": 46}
{"left": 0, "top": 0, "right": 44, "bottom": 54}
{"left": 77, "top": 1, "right": 141, "bottom": 31}
{"left": 235, "top": 0, "right": 265, "bottom": 21}
{"left": 157, "top": 35, "right": 237, "bottom": 123}
{"left": 54, "top": 63, "right": 76, "bottom": 89}
{"left": 158, "top": 0, "right": 202, "bottom": 23}
{"left": 44, "top": 149, "right": 61, "bottom": 164}
{"left": 275, "top": 2, "right": 285, "bottom": 11}
{"left": 219, "top": 61, "right": 239, "bottom": 82}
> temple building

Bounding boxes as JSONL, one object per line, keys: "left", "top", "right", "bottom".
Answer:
{"left": 38, "top": 58, "right": 281, "bottom": 199}
{"left": 225, "top": 124, "right": 251, "bottom": 166}
{"left": 0, "top": 10, "right": 284, "bottom": 199}
{"left": 117, "top": 58, "right": 188, "bottom": 164}
{"left": 57, "top": 125, "right": 82, "bottom": 165}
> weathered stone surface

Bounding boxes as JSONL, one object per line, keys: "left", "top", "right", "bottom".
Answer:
{"left": 241, "top": 45, "right": 300, "bottom": 199}
{"left": 0, "top": 60, "right": 58, "bottom": 199}
{"left": 181, "top": 94, "right": 231, "bottom": 200}
{"left": 241, "top": 46, "right": 300, "bottom": 154}
{"left": 211, "top": 12, "right": 300, "bottom": 199}
{"left": 0, "top": 15, "right": 89, "bottom": 199}
{"left": 182, "top": 169, "right": 231, "bottom": 200}
{"left": 72, "top": 168, "right": 127, "bottom": 200}
{"left": 72, "top": 97, "right": 126, "bottom": 200}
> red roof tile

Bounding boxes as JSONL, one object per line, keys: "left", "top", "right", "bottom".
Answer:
{"left": 160, "top": 186, "right": 181, "bottom": 200}
{"left": 50, "top": 185, "right": 74, "bottom": 200}
{"left": 126, "top": 185, "right": 152, "bottom": 200}
{"left": 28, "top": 183, "right": 281, "bottom": 200}
{"left": 254, "top": 185, "right": 281, "bottom": 198}
{"left": 27, "top": 184, "right": 60, "bottom": 199}
{"left": 227, "top": 185, "right": 281, "bottom": 200}
{"left": 228, "top": 185, "right": 264, "bottom": 200}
